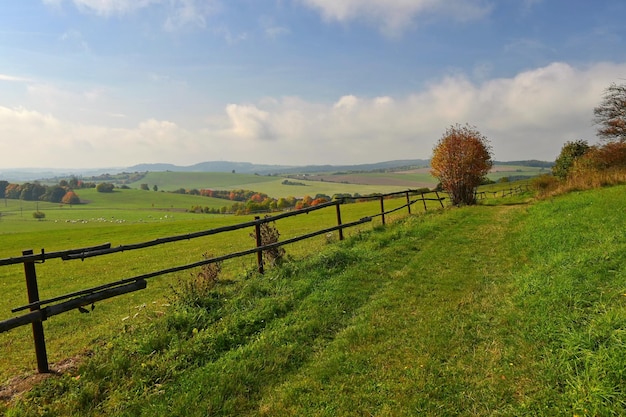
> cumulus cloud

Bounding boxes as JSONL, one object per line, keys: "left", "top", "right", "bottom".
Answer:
{"left": 3, "top": 61, "right": 626, "bottom": 168}
{"left": 298, "top": 0, "right": 492, "bottom": 36}
{"left": 217, "top": 61, "right": 626, "bottom": 163}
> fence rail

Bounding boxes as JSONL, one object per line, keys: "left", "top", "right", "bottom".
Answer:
{"left": 0, "top": 184, "right": 528, "bottom": 375}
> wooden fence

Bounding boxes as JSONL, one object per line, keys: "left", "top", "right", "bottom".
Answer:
{"left": 0, "top": 188, "right": 447, "bottom": 374}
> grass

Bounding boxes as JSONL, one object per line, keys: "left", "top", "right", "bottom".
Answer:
{"left": 0, "top": 189, "right": 447, "bottom": 383}
{"left": 2, "top": 183, "right": 625, "bottom": 415}
{"left": 128, "top": 172, "right": 417, "bottom": 197}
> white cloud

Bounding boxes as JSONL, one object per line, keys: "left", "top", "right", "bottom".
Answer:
{"left": 164, "top": 0, "right": 220, "bottom": 31}
{"left": 217, "top": 61, "right": 626, "bottom": 163}
{"left": 0, "top": 74, "right": 31, "bottom": 82}
{"left": 3, "top": 61, "right": 626, "bottom": 168}
{"left": 45, "top": 0, "right": 218, "bottom": 31}
{"left": 298, "top": 0, "right": 492, "bottom": 36}
{"left": 69, "top": 0, "right": 159, "bottom": 16}
{"left": 225, "top": 104, "right": 272, "bottom": 140}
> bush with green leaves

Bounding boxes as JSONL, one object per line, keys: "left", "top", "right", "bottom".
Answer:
{"left": 552, "top": 139, "right": 590, "bottom": 179}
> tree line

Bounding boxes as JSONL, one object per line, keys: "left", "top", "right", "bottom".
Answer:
{"left": 0, "top": 179, "right": 90, "bottom": 205}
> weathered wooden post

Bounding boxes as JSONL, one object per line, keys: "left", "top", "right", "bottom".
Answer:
{"left": 253, "top": 216, "right": 264, "bottom": 274}
{"left": 435, "top": 191, "right": 444, "bottom": 208}
{"left": 335, "top": 202, "right": 344, "bottom": 241}
{"left": 405, "top": 191, "right": 411, "bottom": 215}
{"left": 379, "top": 196, "right": 385, "bottom": 225}
{"left": 23, "top": 249, "right": 49, "bottom": 373}
{"left": 421, "top": 192, "right": 427, "bottom": 212}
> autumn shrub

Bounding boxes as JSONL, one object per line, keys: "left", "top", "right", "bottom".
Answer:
{"left": 531, "top": 174, "right": 560, "bottom": 197}
{"left": 567, "top": 142, "right": 626, "bottom": 188}
{"left": 171, "top": 252, "right": 222, "bottom": 308}
{"left": 430, "top": 124, "right": 493, "bottom": 206}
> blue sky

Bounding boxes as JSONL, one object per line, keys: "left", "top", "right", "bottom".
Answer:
{"left": 1, "top": 0, "right": 625, "bottom": 169}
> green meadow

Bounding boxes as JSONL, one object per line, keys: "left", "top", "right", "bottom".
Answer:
{"left": 120, "top": 166, "right": 544, "bottom": 197}
{"left": 9, "top": 172, "right": 614, "bottom": 416}
{"left": 0, "top": 179, "right": 449, "bottom": 385}
{"left": 126, "top": 171, "right": 418, "bottom": 197}
{"left": 2, "top": 181, "right": 625, "bottom": 415}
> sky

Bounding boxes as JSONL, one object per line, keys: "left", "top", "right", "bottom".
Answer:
{"left": 1, "top": 0, "right": 625, "bottom": 169}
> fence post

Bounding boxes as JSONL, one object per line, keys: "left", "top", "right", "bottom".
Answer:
{"left": 435, "top": 191, "right": 444, "bottom": 208}
{"left": 253, "top": 217, "right": 264, "bottom": 274}
{"left": 22, "top": 249, "right": 49, "bottom": 373}
{"left": 421, "top": 192, "right": 427, "bottom": 212}
{"left": 335, "top": 203, "right": 344, "bottom": 241}
{"left": 379, "top": 196, "right": 385, "bottom": 225}
{"left": 405, "top": 192, "right": 411, "bottom": 215}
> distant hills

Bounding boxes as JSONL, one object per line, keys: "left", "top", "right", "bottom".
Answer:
{"left": 1, "top": 159, "right": 553, "bottom": 182}
{"left": 126, "top": 159, "right": 433, "bottom": 175}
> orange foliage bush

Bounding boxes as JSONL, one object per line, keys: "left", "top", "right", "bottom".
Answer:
{"left": 431, "top": 124, "right": 493, "bottom": 206}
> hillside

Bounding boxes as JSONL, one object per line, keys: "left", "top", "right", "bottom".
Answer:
{"left": 4, "top": 185, "right": 625, "bottom": 415}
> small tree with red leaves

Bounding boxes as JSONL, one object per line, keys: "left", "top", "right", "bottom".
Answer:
{"left": 430, "top": 124, "right": 493, "bottom": 206}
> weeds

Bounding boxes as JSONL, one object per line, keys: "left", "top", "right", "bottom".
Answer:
{"left": 170, "top": 252, "right": 222, "bottom": 308}
{"left": 250, "top": 219, "right": 286, "bottom": 267}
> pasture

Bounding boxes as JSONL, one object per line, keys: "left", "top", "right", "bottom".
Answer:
{"left": 3, "top": 183, "right": 625, "bottom": 415}
{"left": 0, "top": 181, "right": 450, "bottom": 383}
{"left": 125, "top": 171, "right": 416, "bottom": 197}
{"left": 120, "top": 164, "right": 545, "bottom": 197}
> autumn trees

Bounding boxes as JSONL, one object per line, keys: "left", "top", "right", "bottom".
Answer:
{"left": 430, "top": 124, "right": 493, "bottom": 206}
{"left": 0, "top": 181, "right": 81, "bottom": 204}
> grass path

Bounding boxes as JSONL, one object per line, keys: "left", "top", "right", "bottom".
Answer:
{"left": 258, "top": 204, "right": 527, "bottom": 416}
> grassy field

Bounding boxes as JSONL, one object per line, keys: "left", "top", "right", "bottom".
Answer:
{"left": 3, "top": 182, "right": 625, "bottom": 415}
{"left": 0, "top": 183, "right": 456, "bottom": 385}
{"left": 122, "top": 166, "right": 544, "bottom": 197}
{"left": 127, "top": 171, "right": 418, "bottom": 197}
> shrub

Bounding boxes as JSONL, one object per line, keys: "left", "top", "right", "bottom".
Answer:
{"left": 531, "top": 174, "right": 560, "bottom": 197}
{"left": 96, "top": 182, "right": 115, "bottom": 193}
{"left": 430, "top": 124, "right": 493, "bottom": 205}
{"left": 32, "top": 211, "right": 46, "bottom": 220}
{"left": 552, "top": 140, "right": 590, "bottom": 180}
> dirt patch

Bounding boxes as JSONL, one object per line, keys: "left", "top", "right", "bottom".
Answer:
{"left": 0, "top": 355, "right": 83, "bottom": 405}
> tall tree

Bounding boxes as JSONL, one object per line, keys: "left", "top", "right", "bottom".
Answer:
{"left": 430, "top": 124, "right": 493, "bottom": 206}
{"left": 594, "top": 82, "right": 626, "bottom": 143}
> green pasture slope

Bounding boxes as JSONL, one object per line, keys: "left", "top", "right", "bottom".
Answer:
{"left": 0, "top": 186, "right": 441, "bottom": 384}
{"left": 5, "top": 182, "right": 626, "bottom": 415}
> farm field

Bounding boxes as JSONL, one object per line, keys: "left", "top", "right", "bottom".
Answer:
{"left": 302, "top": 164, "right": 546, "bottom": 187}
{"left": 119, "top": 164, "right": 545, "bottom": 197}
{"left": 126, "top": 171, "right": 417, "bottom": 197}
